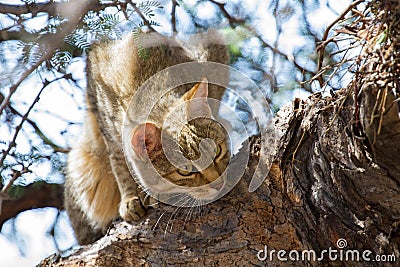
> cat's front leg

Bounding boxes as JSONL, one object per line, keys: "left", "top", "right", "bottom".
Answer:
{"left": 108, "top": 148, "right": 147, "bottom": 222}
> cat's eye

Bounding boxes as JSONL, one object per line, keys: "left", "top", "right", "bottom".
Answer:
{"left": 214, "top": 144, "right": 222, "bottom": 157}
{"left": 177, "top": 164, "right": 194, "bottom": 176}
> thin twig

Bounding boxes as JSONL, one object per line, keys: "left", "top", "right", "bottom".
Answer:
{"left": 8, "top": 105, "right": 70, "bottom": 153}
{"left": 0, "top": 1, "right": 117, "bottom": 17}
{"left": 270, "top": 0, "right": 281, "bottom": 93}
{"left": 1, "top": 167, "right": 31, "bottom": 194}
{"left": 316, "top": 0, "right": 365, "bottom": 86}
{"left": 128, "top": 0, "right": 156, "bottom": 32}
{"left": 171, "top": 0, "right": 178, "bottom": 33}
{"left": 209, "top": 0, "right": 245, "bottom": 25}
{"left": 0, "top": 0, "right": 104, "bottom": 116}
{"left": 210, "top": 0, "right": 316, "bottom": 80}
{"left": 0, "top": 76, "right": 66, "bottom": 170}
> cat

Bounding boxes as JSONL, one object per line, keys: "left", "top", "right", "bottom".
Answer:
{"left": 64, "top": 32, "right": 230, "bottom": 244}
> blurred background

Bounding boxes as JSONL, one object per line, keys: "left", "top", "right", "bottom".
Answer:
{"left": 0, "top": 0, "right": 354, "bottom": 266}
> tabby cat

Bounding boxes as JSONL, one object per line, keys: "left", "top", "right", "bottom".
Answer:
{"left": 64, "top": 32, "right": 230, "bottom": 244}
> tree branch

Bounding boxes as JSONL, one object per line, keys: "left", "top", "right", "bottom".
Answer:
{"left": 0, "top": 1, "right": 117, "bottom": 17}
{"left": 209, "top": 0, "right": 316, "bottom": 82}
{"left": 39, "top": 88, "right": 400, "bottom": 265}
{"left": 8, "top": 104, "right": 70, "bottom": 153}
{"left": 316, "top": 0, "right": 364, "bottom": 87}
{"left": 0, "top": 182, "right": 64, "bottom": 229}
{"left": 0, "top": 0, "right": 106, "bottom": 120}
{"left": 171, "top": 0, "right": 178, "bottom": 33}
{"left": 0, "top": 27, "right": 38, "bottom": 42}
{"left": 0, "top": 75, "right": 68, "bottom": 171}
{"left": 128, "top": 0, "right": 156, "bottom": 32}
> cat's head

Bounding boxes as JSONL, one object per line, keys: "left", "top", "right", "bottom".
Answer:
{"left": 130, "top": 79, "right": 230, "bottom": 200}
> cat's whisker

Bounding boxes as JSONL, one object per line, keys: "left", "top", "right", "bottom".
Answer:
{"left": 181, "top": 199, "right": 194, "bottom": 231}
{"left": 193, "top": 199, "right": 199, "bottom": 217}
{"left": 148, "top": 201, "right": 160, "bottom": 207}
{"left": 170, "top": 196, "right": 191, "bottom": 224}
{"left": 183, "top": 198, "right": 197, "bottom": 225}
{"left": 153, "top": 205, "right": 173, "bottom": 231}
{"left": 164, "top": 195, "right": 192, "bottom": 237}
{"left": 153, "top": 206, "right": 172, "bottom": 231}
{"left": 197, "top": 198, "right": 205, "bottom": 217}
{"left": 156, "top": 193, "right": 190, "bottom": 233}
{"left": 152, "top": 193, "right": 188, "bottom": 231}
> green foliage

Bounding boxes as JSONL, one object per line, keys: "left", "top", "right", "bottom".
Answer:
{"left": 46, "top": 0, "right": 164, "bottom": 72}
{"left": 132, "top": 28, "right": 149, "bottom": 60}
{"left": 138, "top": 0, "right": 163, "bottom": 18}
{"left": 134, "top": 0, "right": 163, "bottom": 29}
{"left": 131, "top": 1, "right": 164, "bottom": 59}
{"left": 132, "top": 19, "right": 161, "bottom": 60}
{"left": 220, "top": 26, "right": 252, "bottom": 61}
{"left": 52, "top": 12, "right": 121, "bottom": 72}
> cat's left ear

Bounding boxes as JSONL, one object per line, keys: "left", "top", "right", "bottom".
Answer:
{"left": 184, "top": 77, "right": 212, "bottom": 119}
{"left": 131, "top": 123, "right": 162, "bottom": 160}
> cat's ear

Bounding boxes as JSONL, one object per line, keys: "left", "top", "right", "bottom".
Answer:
{"left": 131, "top": 123, "right": 162, "bottom": 160}
{"left": 184, "top": 77, "right": 212, "bottom": 119}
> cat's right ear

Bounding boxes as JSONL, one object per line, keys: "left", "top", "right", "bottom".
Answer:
{"left": 184, "top": 78, "right": 212, "bottom": 119}
{"left": 131, "top": 123, "right": 162, "bottom": 160}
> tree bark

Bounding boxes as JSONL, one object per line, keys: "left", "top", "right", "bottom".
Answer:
{"left": 38, "top": 86, "right": 399, "bottom": 266}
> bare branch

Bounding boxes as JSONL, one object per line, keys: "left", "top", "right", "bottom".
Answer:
{"left": 316, "top": 0, "right": 364, "bottom": 87}
{"left": 0, "top": 1, "right": 117, "bottom": 17}
{"left": 171, "top": 0, "right": 178, "bottom": 33}
{"left": 0, "top": 0, "right": 106, "bottom": 117}
{"left": 210, "top": 0, "right": 316, "bottom": 81}
{"left": 0, "top": 182, "right": 64, "bottom": 229}
{"left": 0, "top": 167, "right": 30, "bottom": 194}
{"left": 0, "top": 75, "right": 68, "bottom": 171}
{"left": 209, "top": 0, "right": 245, "bottom": 25}
{"left": 128, "top": 0, "right": 156, "bottom": 32}
{"left": 0, "top": 27, "right": 39, "bottom": 42}
{"left": 8, "top": 105, "right": 70, "bottom": 153}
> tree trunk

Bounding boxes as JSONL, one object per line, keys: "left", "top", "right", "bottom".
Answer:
{"left": 38, "top": 87, "right": 399, "bottom": 266}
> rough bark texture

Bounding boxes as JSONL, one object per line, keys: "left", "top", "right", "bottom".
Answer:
{"left": 39, "top": 136, "right": 299, "bottom": 266}
{"left": 38, "top": 87, "right": 399, "bottom": 266}
{"left": 277, "top": 90, "right": 399, "bottom": 266}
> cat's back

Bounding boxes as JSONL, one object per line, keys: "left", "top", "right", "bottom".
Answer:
{"left": 87, "top": 33, "right": 194, "bottom": 105}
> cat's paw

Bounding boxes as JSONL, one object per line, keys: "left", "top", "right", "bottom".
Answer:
{"left": 119, "top": 196, "right": 146, "bottom": 222}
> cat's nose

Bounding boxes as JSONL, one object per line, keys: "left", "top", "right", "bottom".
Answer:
{"left": 202, "top": 163, "right": 221, "bottom": 182}
{"left": 210, "top": 179, "right": 224, "bottom": 190}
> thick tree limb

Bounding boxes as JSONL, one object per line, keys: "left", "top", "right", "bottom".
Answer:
{"left": 0, "top": 182, "right": 64, "bottom": 229}
{"left": 39, "top": 85, "right": 400, "bottom": 266}
{"left": 0, "top": 28, "right": 36, "bottom": 42}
